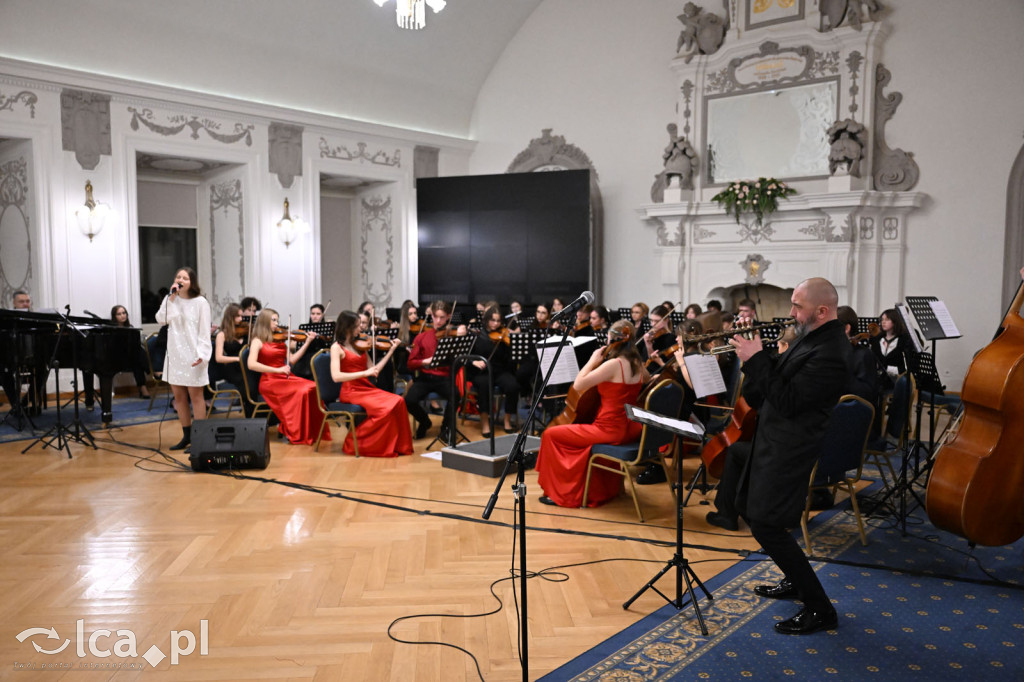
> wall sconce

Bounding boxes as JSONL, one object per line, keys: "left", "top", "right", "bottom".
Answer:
{"left": 276, "top": 197, "right": 308, "bottom": 248}
{"left": 74, "top": 180, "right": 111, "bottom": 242}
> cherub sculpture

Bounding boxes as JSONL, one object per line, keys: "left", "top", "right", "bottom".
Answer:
{"left": 676, "top": 1, "right": 729, "bottom": 64}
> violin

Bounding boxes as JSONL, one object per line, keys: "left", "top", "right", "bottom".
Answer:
{"left": 850, "top": 322, "right": 881, "bottom": 346}
{"left": 271, "top": 325, "right": 307, "bottom": 343}
{"left": 354, "top": 334, "right": 393, "bottom": 353}
{"left": 548, "top": 334, "right": 629, "bottom": 427}
{"left": 234, "top": 320, "right": 251, "bottom": 338}
{"left": 409, "top": 320, "right": 424, "bottom": 334}
{"left": 644, "top": 341, "right": 681, "bottom": 371}
{"left": 488, "top": 328, "right": 511, "bottom": 345}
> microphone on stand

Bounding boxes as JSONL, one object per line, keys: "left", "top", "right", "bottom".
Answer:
{"left": 83, "top": 310, "right": 102, "bottom": 319}
{"left": 550, "top": 291, "right": 595, "bottom": 322}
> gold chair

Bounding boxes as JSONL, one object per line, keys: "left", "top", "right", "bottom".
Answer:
{"left": 864, "top": 372, "right": 917, "bottom": 490}
{"left": 801, "top": 394, "right": 876, "bottom": 551}
{"left": 207, "top": 377, "right": 243, "bottom": 418}
{"left": 582, "top": 378, "right": 684, "bottom": 522}
{"left": 310, "top": 349, "right": 366, "bottom": 454}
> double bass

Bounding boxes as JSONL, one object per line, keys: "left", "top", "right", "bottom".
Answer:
{"left": 925, "top": 280, "right": 1024, "bottom": 546}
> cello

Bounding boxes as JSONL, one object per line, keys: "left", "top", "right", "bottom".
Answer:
{"left": 925, "top": 279, "right": 1024, "bottom": 546}
{"left": 547, "top": 328, "right": 630, "bottom": 427}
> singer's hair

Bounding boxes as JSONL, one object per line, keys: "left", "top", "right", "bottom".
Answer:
{"left": 175, "top": 266, "right": 202, "bottom": 298}
{"left": 605, "top": 320, "right": 643, "bottom": 376}
{"left": 334, "top": 310, "right": 360, "bottom": 346}
{"left": 110, "top": 305, "right": 130, "bottom": 327}
{"left": 252, "top": 308, "right": 279, "bottom": 343}
{"left": 220, "top": 303, "right": 242, "bottom": 342}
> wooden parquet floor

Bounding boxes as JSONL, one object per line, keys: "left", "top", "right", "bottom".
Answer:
{"left": 0, "top": 411, "right": 763, "bottom": 681}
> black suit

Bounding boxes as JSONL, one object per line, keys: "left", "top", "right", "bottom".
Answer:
{"left": 736, "top": 319, "right": 851, "bottom": 610}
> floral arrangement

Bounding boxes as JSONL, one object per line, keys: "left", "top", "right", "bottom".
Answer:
{"left": 711, "top": 177, "right": 797, "bottom": 226}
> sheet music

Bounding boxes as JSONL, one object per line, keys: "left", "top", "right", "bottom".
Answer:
{"left": 627, "top": 405, "right": 705, "bottom": 438}
{"left": 928, "top": 300, "right": 961, "bottom": 338}
{"left": 537, "top": 339, "right": 581, "bottom": 385}
{"left": 682, "top": 354, "right": 726, "bottom": 399}
{"left": 896, "top": 304, "right": 923, "bottom": 353}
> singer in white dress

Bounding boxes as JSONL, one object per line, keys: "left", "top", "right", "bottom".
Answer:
{"left": 155, "top": 266, "right": 212, "bottom": 451}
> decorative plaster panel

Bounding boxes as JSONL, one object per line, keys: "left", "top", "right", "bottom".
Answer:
{"left": 0, "top": 88, "right": 37, "bottom": 118}
{"left": 0, "top": 157, "right": 32, "bottom": 304}
{"left": 127, "top": 107, "right": 254, "bottom": 146}
{"left": 360, "top": 195, "right": 394, "bottom": 308}
{"left": 269, "top": 122, "right": 303, "bottom": 189}
{"left": 208, "top": 179, "right": 245, "bottom": 312}
{"left": 319, "top": 137, "right": 400, "bottom": 167}
{"left": 61, "top": 89, "right": 111, "bottom": 170}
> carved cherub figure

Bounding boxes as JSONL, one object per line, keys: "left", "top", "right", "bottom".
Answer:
{"left": 676, "top": 1, "right": 729, "bottom": 64}
{"left": 827, "top": 119, "right": 867, "bottom": 177}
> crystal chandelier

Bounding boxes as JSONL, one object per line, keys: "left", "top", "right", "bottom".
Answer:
{"left": 373, "top": 0, "right": 446, "bottom": 30}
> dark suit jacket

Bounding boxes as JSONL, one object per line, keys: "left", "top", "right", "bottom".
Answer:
{"left": 736, "top": 319, "right": 852, "bottom": 527}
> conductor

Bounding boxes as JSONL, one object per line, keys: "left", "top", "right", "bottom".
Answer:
{"left": 729, "top": 277, "right": 851, "bottom": 635}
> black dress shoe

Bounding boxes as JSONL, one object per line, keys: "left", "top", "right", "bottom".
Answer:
{"left": 415, "top": 419, "right": 431, "bottom": 440}
{"left": 705, "top": 511, "right": 739, "bottom": 531}
{"left": 538, "top": 495, "right": 558, "bottom": 506}
{"left": 636, "top": 463, "right": 667, "bottom": 485}
{"left": 774, "top": 606, "right": 838, "bottom": 635}
{"left": 809, "top": 489, "right": 835, "bottom": 511}
{"left": 754, "top": 579, "right": 799, "bottom": 599}
{"left": 480, "top": 431, "right": 492, "bottom": 439}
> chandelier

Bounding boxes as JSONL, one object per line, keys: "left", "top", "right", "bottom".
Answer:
{"left": 373, "top": 0, "right": 446, "bottom": 30}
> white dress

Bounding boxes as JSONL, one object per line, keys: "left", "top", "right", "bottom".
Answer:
{"left": 155, "top": 294, "right": 212, "bottom": 387}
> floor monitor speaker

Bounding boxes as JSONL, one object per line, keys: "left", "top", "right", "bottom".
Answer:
{"left": 189, "top": 418, "right": 271, "bottom": 472}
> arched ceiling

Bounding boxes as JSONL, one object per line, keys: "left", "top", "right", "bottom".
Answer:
{"left": 0, "top": 0, "right": 545, "bottom": 138}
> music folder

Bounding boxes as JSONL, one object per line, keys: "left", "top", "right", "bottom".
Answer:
{"left": 625, "top": 404, "right": 705, "bottom": 442}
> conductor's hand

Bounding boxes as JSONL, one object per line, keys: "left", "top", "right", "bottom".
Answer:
{"left": 729, "top": 332, "right": 762, "bottom": 362}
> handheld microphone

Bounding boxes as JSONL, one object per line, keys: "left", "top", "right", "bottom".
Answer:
{"left": 170, "top": 283, "right": 180, "bottom": 294}
{"left": 550, "top": 291, "right": 595, "bottom": 322}
{"left": 83, "top": 309, "right": 101, "bottom": 319}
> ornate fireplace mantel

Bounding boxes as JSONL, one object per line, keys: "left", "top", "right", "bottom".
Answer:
{"left": 639, "top": 188, "right": 925, "bottom": 314}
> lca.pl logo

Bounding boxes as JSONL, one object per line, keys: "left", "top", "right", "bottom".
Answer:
{"left": 15, "top": 619, "right": 209, "bottom": 668}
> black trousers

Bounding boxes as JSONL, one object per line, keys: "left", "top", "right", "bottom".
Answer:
{"left": 404, "top": 372, "right": 458, "bottom": 430}
{"left": 468, "top": 369, "right": 519, "bottom": 415}
{"left": 748, "top": 520, "right": 831, "bottom": 611}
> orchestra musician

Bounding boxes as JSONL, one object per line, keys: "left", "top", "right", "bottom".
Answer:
{"left": 589, "top": 305, "right": 610, "bottom": 335}
{"left": 571, "top": 303, "right": 595, "bottom": 337}
{"left": 395, "top": 300, "right": 420, "bottom": 380}
{"left": 869, "top": 308, "right": 914, "bottom": 391}
{"left": 535, "top": 320, "right": 646, "bottom": 508}
{"left": 728, "top": 277, "right": 850, "bottom": 635}
{"left": 684, "top": 303, "right": 702, "bottom": 319}
{"left": 155, "top": 267, "right": 212, "bottom": 452}
{"left": 641, "top": 304, "right": 676, "bottom": 365}
{"left": 240, "top": 296, "right": 262, "bottom": 316}
{"left": 110, "top": 305, "right": 151, "bottom": 399}
{"left": 404, "top": 300, "right": 466, "bottom": 440}
{"left": 213, "top": 302, "right": 256, "bottom": 417}
{"left": 246, "top": 308, "right": 327, "bottom": 446}
{"left": 330, "top": 311, "right": 412, "bottom": 457}
{"left": 466, "top": 306, "right": 519, "bottom": 437}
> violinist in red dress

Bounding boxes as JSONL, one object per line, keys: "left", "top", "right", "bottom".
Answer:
{"left": 536, "top": 320, "right": 647, "bottom": 508}
{"left": 330, "top": 311, "right": 413, "bottom": 457}
{"left": 246, "top": 308, "right": 327, "bottom": 446}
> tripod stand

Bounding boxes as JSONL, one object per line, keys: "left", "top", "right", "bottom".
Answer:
{"left": 622, "top": 405, "right": 711, "bottom": 635}
{"left": 23, "top": 309, "right": 95, "bottom": 458}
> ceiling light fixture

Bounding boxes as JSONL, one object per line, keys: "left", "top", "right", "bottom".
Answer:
{"left": 373, "top": 0, "right": 446, "bottom": 30}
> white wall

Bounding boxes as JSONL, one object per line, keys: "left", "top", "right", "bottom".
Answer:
{"left": 469, "top": 0, "right": 1024, "bottom": 389}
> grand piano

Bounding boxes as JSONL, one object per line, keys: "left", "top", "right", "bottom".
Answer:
{"left": 0, "top": 308, "right": 142, "bottom": 425}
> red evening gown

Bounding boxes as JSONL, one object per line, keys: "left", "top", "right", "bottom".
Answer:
{"left": 257, "top": 342, "right": 330, "bottom": 446}
{"left": 337, "top": 348, "right": 413, "bottom": 457}
{"left": 537, "top": 371, "right": 643, "bottom": 508}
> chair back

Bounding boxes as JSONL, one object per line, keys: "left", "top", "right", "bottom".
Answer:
{"left": 311, "top": 349, "right": 341, "bottom": 404}
{"left": 885, "top": 372, "right": 916, "bottom": 441}
{"left": 144, "top": 332, "right": 163, "bottom": 376}
{"left": 814, "top": 394, "right": 875, "bottom": 485}
{"left": 238, "top": 345, "right": 262, "bottom": 404}
{"left": 636, "top": 378, "right": 685, "bottom": 461}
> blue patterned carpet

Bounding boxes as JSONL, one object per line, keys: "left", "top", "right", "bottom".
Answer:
{"left": 1, "top": 393, "right": 187, "bottom": 444}
{"left": 543, "top": 492, "right": 1024, "bottom": 681}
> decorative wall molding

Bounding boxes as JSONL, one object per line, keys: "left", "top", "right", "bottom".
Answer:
{"left": 268, "top": 122, "right": 303, "bottom": 189}
{"left": 872, "top": 64, "right": 919, "bottom": 191}
{"left": 0, "top": 88, "right": 37, "bottom": 118}
{"left": 0, "top": 157, "right": 32, "bottom": 305}
{"left": 318, "top": 137, "right": 401, "bottom": 167}
{"left": 208, "top": 178, "right": 245, "bottom": 312}
{"left": 360, "top": 195, "right": 394, "bottom": 307}
{"left": 705, "top": 42, "right": 840, "bottom": 95}
{"left": 61, "top": 89, "right": 111, "bottom": 170}
{"left": 127, "top": 106, "right": 254, "bottom": 146}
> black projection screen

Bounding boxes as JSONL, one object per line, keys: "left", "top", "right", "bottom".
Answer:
{"left": 416, "top": 170, "right": 591, "bottom": 305}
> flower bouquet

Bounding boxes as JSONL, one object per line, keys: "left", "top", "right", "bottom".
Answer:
{"left": 711, "top": 178, "right": 797, "bottom": 226}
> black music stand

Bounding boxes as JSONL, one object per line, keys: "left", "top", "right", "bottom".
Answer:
{"left": 426, "top": 333, "right": 476, "bottom": 449}
{"left": 298, "top": 320, "right": 336, "bottom": 337}
{"left": 23, "top": 308, "right": 95, "bottom": 458}
{"left": 510, "top": 330, "right": 548, "bottom": 430}
{"left": 623, "top": 404, "right": 711, "bottom": 634}
{"left": 481, "top": 323, "right": 573, "bottom": 682}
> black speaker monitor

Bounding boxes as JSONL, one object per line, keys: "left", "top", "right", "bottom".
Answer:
{"left": 189, "top": 418, "right": 271, "bottom": 472}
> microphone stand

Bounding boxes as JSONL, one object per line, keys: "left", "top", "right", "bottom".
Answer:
{"left": 483, "top": 323, "right": 572, "bottom": 682}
